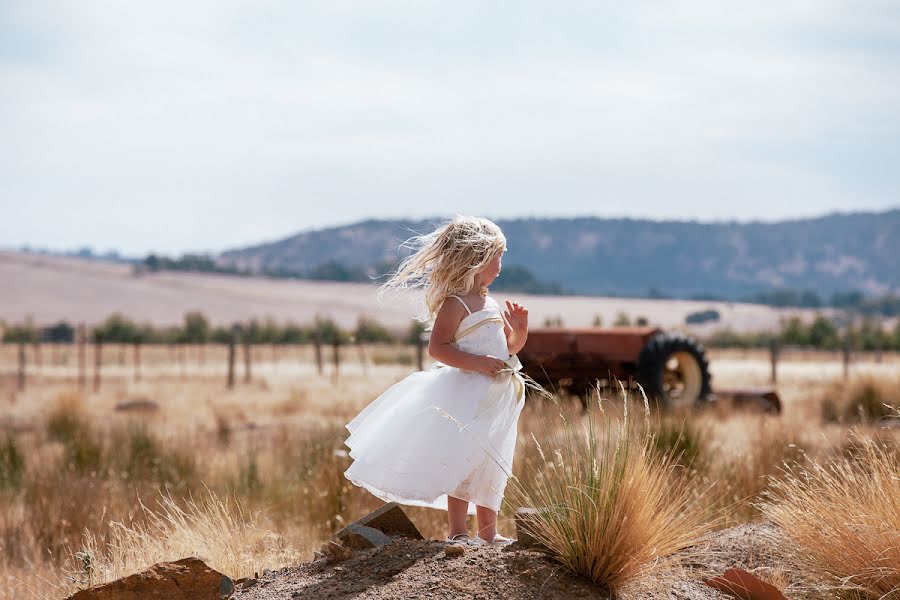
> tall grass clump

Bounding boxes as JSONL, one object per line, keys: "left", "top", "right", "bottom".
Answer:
{"left": 509, "top": 385, "right": 714, "bottom": 593}
{"left": 759, "top": 433, "right": 900, "bottom": 599}
{"left": 0, "top": 434, "right": 25, "bottom": 490}
{"left": 821, "top": 376, "right": 900, "bottom": 424}
{"left": 65, "top": 485, "right": 305, "bottom": 591}
{"left": 46, "top": 393, "right": 103, "bottom": 475}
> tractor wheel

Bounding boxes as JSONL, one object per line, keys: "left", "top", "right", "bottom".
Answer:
{"left": 637, "top": 332, "right": 712, "bottom": 409}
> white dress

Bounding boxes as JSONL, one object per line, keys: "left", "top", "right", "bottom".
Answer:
{"left": 343, "top": 295, "right": 526, "bottom": 514}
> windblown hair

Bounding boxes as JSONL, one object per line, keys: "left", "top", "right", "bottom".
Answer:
{"left": 380, "top": 216, "right": 507, "bottom": 322}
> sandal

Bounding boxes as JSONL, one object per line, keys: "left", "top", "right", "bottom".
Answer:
{"left": 445, "top": 533, "right": 478, "bottom": 545}
{"left": 473, "top": 534, "right": 516, "bottom": 547}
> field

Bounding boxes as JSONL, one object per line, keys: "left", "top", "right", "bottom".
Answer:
{"left": 1, "top": 253, "right": 899, "bottom": 598}
{"left": 0, "top": 339, "right": 898, "bottom": 598}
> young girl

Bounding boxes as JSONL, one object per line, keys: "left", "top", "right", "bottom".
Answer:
{"left": 343, "top": 216, "right": 529, "bottom": 546}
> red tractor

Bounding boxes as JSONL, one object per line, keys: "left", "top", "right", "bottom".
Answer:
{"left": 518, "top": 327, "right": 779, "bottom": 412}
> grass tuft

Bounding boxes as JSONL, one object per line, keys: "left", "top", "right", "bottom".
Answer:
{"left": 509, "top": 385, "right": 714, "bottom": 592}
{"left": 759, "top": 433, "right": 900, "bottom": 599}
{"left": 66, "top": 484, "right": 304, "bottom": 587}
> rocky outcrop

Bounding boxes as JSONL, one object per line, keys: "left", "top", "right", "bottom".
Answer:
{"left": 67, "top": 556, "right": 233, "bottom": 600}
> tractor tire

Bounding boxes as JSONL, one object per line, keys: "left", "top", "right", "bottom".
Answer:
{"left": 637, "top": 332, "right": 712, "bottom": 409}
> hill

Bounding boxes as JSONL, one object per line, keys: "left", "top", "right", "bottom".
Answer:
{"left": 218, "top": 210, "right": 900, "bottom": 298}
{"left": 0, "top": 251, "right": 820, "bottom": 333}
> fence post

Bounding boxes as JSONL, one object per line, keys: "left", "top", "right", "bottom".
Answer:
{"left": 227, "top": 338, "right": 236, "bottom": 389}
{"left": 243, "top": 337, "right": 252, "bottom": 384}
{"left": 78, "top": 323, "right": 87, "bottom": 390}
{"left": 332, "top": 339, "right": 340, "bottom": 380}
{"left": 769, "top": 337, "right": 779, "bottom": 384}
{"left": 842, "top": 335, "right": 851, "bottom": 381}
{"left": 133, "top": 340, "right": 142, "bottom": 381}
{"left": 416, "top": 334, "right": 425, "bottom": 371}
{"left": 17, "top": 341, "right": 26, "bottom": 391}
{"left": 93, "top": 334, "right": 103, "bottom": 392}
{"left": 314, "top": 332, "right": 323, "bottom": 375}
{"left": 33, "top": 339, "right": 41, "bottom": 372}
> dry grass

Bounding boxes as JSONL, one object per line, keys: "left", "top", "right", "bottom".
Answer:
{"left": 0, "top": 346, "right": 898, "bottom": 598}
{"left": 509, "top": 386, "right": 715, "bottom": 592}
{"left": 66, "top": 485, "right": 307, "bottom": 588}
{"left": 759, "top": 430, "right": 900, "bottom": 599}
{"left": 821, "top": 376, "right": 900, "bottom": 425}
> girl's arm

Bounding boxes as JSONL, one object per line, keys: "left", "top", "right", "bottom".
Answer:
{"left": 502, "top": 299, "right": 529, "bottom": 355}
{"left": 429, "top": 299, "right": 507, "bottom": 376}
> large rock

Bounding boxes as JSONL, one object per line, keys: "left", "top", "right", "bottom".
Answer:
{"left": 67, "top": 556, "right": 233, "bottom": 600}
{"left": 336, "top": 502, "right": 423, "bottom": 540}
{"left": 335, "top": 524, "right": 393, "bottom": 550}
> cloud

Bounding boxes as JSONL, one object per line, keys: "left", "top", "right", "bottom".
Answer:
{"left": 0, "top": 0, "right": 898, "bottom": 253}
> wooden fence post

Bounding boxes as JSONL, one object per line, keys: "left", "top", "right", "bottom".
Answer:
{"left": 314, "top": 333, "right": 323, "bottom": 375}
{"left": 416, "top": 334, "right": 425, "bottom": 371}
{"left": 332, "top": 339, "right": 340, "bottom": 380}
{"left": 769, "top": 337, "right": 779, "bottom": 384}
{"left": 227, "top": 338, "right": 236, "bottom": 389}
{"left": 243, "top": 338, "right": 252, "bottom": 384}
{"left": 78, "top": 323, "right": 87, "bottom": 390}
{"left": 17, "top": 341, "right": 26, "bottom": 391}
{"left": 33, "top": 340, "right": 41, "bottom": 372}
{"left": 842, "top": 335, "right": 851, "bottom": 381}
{"left": 133, "top": 340, "right": 142, "bottom": 382}
{"left": 93, "top": 334, "right": 103, "bottom": 392}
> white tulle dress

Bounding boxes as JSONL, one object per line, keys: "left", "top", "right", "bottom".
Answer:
{"left": 343, "top": 295, "right": 526, "bottom": 514}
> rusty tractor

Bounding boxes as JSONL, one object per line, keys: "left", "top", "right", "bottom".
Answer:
{"left": 518, "top": 326, "right": 780, "bottom": 412}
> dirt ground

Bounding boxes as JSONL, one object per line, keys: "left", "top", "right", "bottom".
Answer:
{"left": 232, "top": 523, "right": 793, "bottom": 600}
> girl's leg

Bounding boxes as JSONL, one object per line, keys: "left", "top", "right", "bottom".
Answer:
{"left": 447, "top": 496, "right": 469, "bottom": 537}
{"left": 475, "top": 504, "right": 497, "bottom": 540}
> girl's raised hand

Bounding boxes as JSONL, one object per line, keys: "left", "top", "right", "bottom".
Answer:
{"left": 504, "top": 300, "right": 528, "bottom": 333}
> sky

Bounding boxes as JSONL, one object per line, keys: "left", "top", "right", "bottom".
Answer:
{"left": 1, "top": 0, "right": 899, "bottom": 256}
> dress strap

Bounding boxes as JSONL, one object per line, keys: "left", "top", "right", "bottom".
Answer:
{"left": 447, "top": 294, "right": 472, "bottom": 315}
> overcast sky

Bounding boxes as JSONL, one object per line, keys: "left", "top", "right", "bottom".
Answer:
{"left": 2, "top": 1, "right": 899, "bottom": 256}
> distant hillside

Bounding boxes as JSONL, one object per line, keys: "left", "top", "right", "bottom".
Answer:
{"left": 217, "top": 210, "right": 900, "bottom": 299}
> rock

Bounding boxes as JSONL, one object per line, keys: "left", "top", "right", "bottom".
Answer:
{"left": 706, "top": 567, "right": 788, "bottom": 600}
{"left": 321, "top": 540, "right": 352, "bottom": 563}
{"left": 219, "top": 575, "right": 235, "bottom": 597}
{"left": 445, "top": 545, "right": 465, "bottom": 558}
{"left": 114, "top": 398, "right": 159, "bottom": 412}
{"left": 515, "top": 508, "right": 549, "bottom": 551}
{"left": 239, "top": 577, "right": 258, "bottom": 590}
{"left": 67, "top": 556, "right": 233, "bottom": 600}
{"left": 335, "top": 524, "right": 393, "bottom": 550}
{"left": 336, "top": 502, "right": 423, "bottom": 540}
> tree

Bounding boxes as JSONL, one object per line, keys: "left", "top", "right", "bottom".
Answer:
{"left": 93, "top": 313, "right": 139, "bottom": 343}
{"left": 613, "top": 312, "right": 631, "bottom": 327}
{"left": 181, "top": 311, "right": 210, "bottom": 343}
{"left": 356, "top": 317, "right": 395, "bottom": 344}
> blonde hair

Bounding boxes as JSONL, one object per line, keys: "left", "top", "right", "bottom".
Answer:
{"left": 380, "top": 216, "right": 507, "bottom": 322}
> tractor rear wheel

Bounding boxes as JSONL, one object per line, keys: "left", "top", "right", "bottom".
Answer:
{"left": 637, "top": 332, "right": 712, "bottom": 409}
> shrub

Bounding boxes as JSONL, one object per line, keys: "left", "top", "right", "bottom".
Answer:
{"left": 0, "top": 434, "right": 25, "bottom": 490}
{"left": 759, "top": 434, "right": 900, "bottom": 598}
{"left": 821, "top": 377, "right": 900, "bottom": 424}
{"left": 46, "top": 395, "right": 104, "bottom": 475}
{"left": 509, "top": 390, "right": 713, "bottom": 592}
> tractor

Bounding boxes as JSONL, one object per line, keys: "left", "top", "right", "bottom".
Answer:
{"left": 518, "top": 326, "right": 780, "bottom": 412}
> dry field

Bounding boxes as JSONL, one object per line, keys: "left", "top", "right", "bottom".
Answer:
{"left": 0, "top": 250, "right": 830, "bottom": 333}
{"left": 0, "top": 341, "right": 897, "bottom": 598}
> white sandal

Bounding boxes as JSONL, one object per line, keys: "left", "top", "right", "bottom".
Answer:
{"left": 473, "top": 534, "right": 516, "bottom": 547}
{"left": 445, "top": 533, "right": 478, "bottom": 545}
